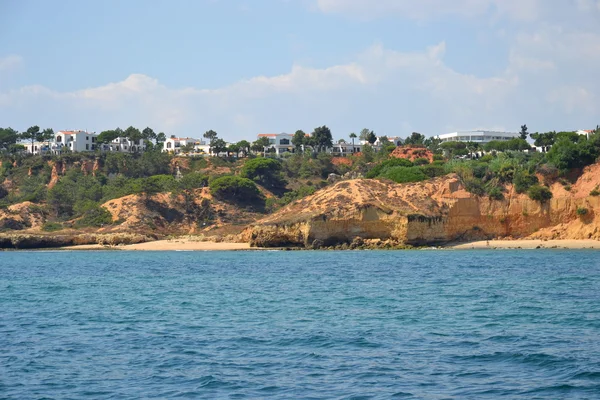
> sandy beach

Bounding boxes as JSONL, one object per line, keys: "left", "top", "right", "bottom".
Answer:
{"left": 59, "top": 238, "right": 600, "bottom": 251}
{"left": 64, "top": 239, "right": 254, "bottom": 251}
{"left": 452, "top": 239, "right": 600, "bottom": 250}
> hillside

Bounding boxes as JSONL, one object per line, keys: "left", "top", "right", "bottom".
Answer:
{"left": 247, "top": 163, "right": 600, "bottom": 248}
{"left": 3, "top": 137, "right": 600, "bottom": 249}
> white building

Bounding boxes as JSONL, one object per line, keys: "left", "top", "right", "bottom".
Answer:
{"left": 577, "top": 130, "right": 595, "bottom": 140}
{"left": 24, "top": 141, "right": 53, "bottom": 155}
{"left": 257, "top": 133, "right": 295, "bottom": 155}
{"left": 53, "top": 130, "right": 98, "bottom": 153}
{"left": 100, "top": 137, "right": 146, "bottom": 153}
{"left": 331, "top": 142, "right": 362, "bottom": 156}
{"left": 370, "top": 136, "right": 403, "bottom": 147}
{"left": 163, "top": 137, "right": 210, "bottom": 155}
{"left": 436, "top": 130, "right": 521, "bottom": 144}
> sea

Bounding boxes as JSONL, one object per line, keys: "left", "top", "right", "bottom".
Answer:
{"left": 1, "top": 250, "right": 600, "bottom": 399}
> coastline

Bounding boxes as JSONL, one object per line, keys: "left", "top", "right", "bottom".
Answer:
{"left": 61, "top": 239, "right": 255, "bottom": 251}
{"left": 451, "top": 239, "right": 600, "bottom": 250}
{"left": 64, "top": 238, "right": 600, "bottom": 251}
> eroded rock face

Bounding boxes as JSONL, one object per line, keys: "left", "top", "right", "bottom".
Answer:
{"left": 0, "top": 202, "right": 47, "bottom": 231}
{"left": 248, "top": 179, "right": 444, "bottom": 247}
{"left": 248, "top": 172, "right": 600, "bottom": 248}
{"left": 0, "top": 232, "right": 154, "bottom": 249}
{"left": 47, "top": 161, "right": 61, "bottom": 189}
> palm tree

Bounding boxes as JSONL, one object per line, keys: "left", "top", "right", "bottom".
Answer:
{"left": 349, "top": 132, "right": 357, "bottom": 153}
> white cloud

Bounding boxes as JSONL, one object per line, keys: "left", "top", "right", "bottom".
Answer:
{"left": 1, "top": 33, "right": 600, "bottom": 139}
{"left": 315, "top": 0, "right": 542, "bottom": 20}
{"left": 0, "top": 55, "right": 23, "bottom": 72}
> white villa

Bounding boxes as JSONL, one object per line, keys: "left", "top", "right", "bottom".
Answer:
{"left": 331, "top": 142, "right": 362, "bottom": 156}
{"left": 100, "top": 137, "right": 146, "bottom": 153}
{"left": 54, "top": 130, "right": 98, "bottom": 153}
{"left": 436, "top": 130, "right": 521, "bottom": 144}
{"left": 24, "top": 130, "right": 148, "bottom": 155}
{"left": 369, "top": 136, "right": 403, "bottom": 147}
{"left": 163, "top": 137, "right": 210, "bottom": 155}
{"left": 24, "top": 141, "right": 52, "bottom": 155}
{"left": 24, "top": 130, "right": 98, "bottom": 155}
{"left": 577, "top": 130, "right": 595, "bottom": 140}
{"left": 258, "top": 133, "right": 296, "bottom": 155}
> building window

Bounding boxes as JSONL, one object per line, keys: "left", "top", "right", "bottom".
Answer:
{"left": 86, "top": 136, "right": 89, "bottom": 140}
{"left": 56, "top": 136, "right": 62, "bottom": 142}
{"left": 124, "top": 146, "right": 127, "bottom": 150}
{"left": 167, "top": 142, "right": 172, "bottom": 149}
{"left": 280, "top": 138, "right": 290, "bottom": 145}
{"left": 92, "top": 137, "right": 96, "bottom": 142}
{"left": 86, "top": 144, "right": 89, "bottom": 150}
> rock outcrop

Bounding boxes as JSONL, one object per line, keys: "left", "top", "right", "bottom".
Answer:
{"left": 0, "top": 202, "right": 47, "bottom": 231}
{"left": 248, "top": 168, "right": 600, "bottom": 248}
{"left": 0, "top": 232, "right": 153, "bottom": 249}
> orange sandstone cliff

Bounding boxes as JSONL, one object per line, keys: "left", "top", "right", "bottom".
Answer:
{"left": 247, "top": 164, "right": 600, "bottom": 248}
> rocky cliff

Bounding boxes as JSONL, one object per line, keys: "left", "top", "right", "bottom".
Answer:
{"left": 248, "top": 165, "right": 600, "bottom": 248}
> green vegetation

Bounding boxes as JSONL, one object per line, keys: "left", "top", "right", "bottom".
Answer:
{"left": 528, "top": 185, "right": 553, "bottom": 203}
{"left": 240, "top": 157, "right": 286, "bottom": 188}
{"left": 42, "top": 222, "right": 63, "bottom": 232}
{"left": 381, "top": 167, "right": 427, "bottom": 183}
{"left": 2, "top": 123, "right": 600, "bottom": 232}
{"left": 75, "top": 204, "right": 113, "bottom": 227}
{"left": 209, "top": 176, "right": 264, "bottom": 207}
{"left": 576, "top": 207, "right": 588, "bottom": 216}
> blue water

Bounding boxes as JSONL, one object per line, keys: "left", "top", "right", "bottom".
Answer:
{"left": 1, "top": 250, "right": 600, "bottom": 399}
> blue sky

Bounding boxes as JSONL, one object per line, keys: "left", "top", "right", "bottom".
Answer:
{"left": 1, "top": 0, "right": 599, "bottom": 141}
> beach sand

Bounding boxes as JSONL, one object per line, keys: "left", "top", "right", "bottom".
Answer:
{"left": 452, "top": 239, "right": 600, "bottom": 250}
{"left": 64, "top": 240, "right": 254, "bottom": 251}
{"left": 61, "top": 238, "right": 600, "bottom": 251}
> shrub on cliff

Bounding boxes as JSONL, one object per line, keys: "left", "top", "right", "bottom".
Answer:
{"left": 75, "top": 204, "right": 113, "bottom": 228}
{"left": 178, "top": 172, "right": 209, "bottom": 191}
{"left": 528, "top": 185, "right": 553, "bottom": 203}
{"left": 141, "top": 175, "right": 177, "bottom": 195}
{"left": 365, "top": 158, "right": 413, "bottom": 179}
{"left": 488, "top": 187, "right": 504, "bottom": 201}
{"left": 513, "top": 171, "right": 538, "bottom": 194}
{"left": 380, "top": 166, "right": 427, "bottom": 183}
{"left": 209, "top": 176, "right": 264, "bottom": 207}
{"left": 42, "top": 222, "right": 63, "bottom": 232}
{"left": 420, "top": 164, "right": 446, "bottom": 178}
{"left": 464, "top": 178, "right": 486, "bottom": 196}
{"left": 241, "top": 157, "right": 286, "bottom": 188}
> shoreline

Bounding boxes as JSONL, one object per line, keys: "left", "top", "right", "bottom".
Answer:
{"left": 3, "top": 238, "right": 600, "bottom": 251}
{"left": 63, "top": 238, "right": 600, "bottom": 251}
{"left": 451, "top": 239, "right": 600, "bottom": 250}
{"left": 60, "top": 240, "right": 256, "bottom": 251}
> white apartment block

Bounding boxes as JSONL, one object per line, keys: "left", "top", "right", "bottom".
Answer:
{"left": 163, "top": 137, "right": 210, "bottom": 155}
{"left": 436, "top": 130, "right": 521, "bottom": 144}
{"left": 53, "top": 130, "right": 98, "bottom": 153}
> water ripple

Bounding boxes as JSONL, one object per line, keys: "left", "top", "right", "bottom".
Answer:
{"left": 1, "top": 250, "right": 600, "bottom": 399}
